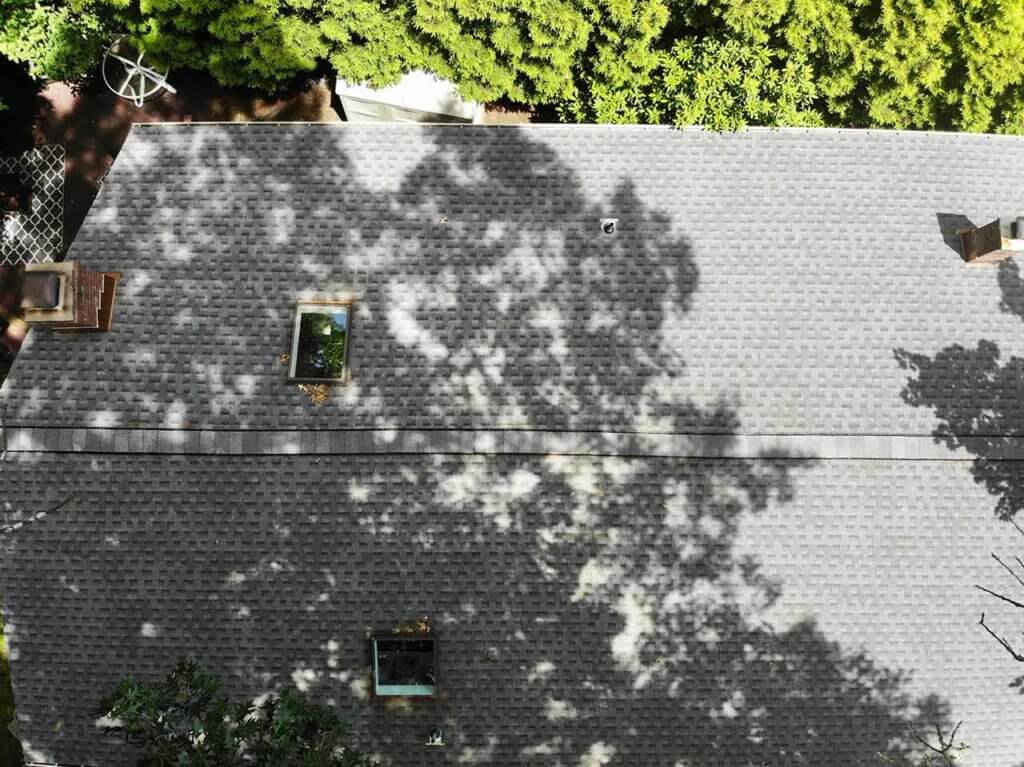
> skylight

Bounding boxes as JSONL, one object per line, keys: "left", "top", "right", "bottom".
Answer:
{"left": 289, "top": 302, "right": 351, "bottom": 382}
{"left": 372, "top": 632, "right": 438, "bottom": 697}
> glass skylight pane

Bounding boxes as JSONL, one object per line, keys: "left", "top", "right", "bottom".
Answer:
{"left": 373, "top": 637, "right": 437, "bottom": 697}
{"left": 292, "top": 305, "right": 348, "bottom": 381}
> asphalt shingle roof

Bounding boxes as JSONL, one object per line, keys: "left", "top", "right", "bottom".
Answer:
{"left": 3, "top": 124, "right": 1024, "bottom": 766}
{"left": 4, "top": 124, "right": 1024, "bottom": 438}
{"left": 2, "top": 452, "right": 1017, "bottom": 767}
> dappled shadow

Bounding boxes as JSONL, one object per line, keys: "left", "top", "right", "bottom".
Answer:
{"left": 1, "top": 451, "right": 951, "bottom": 766}
{"left": 896, "top": 258, "right": 1024, "bottom": 521}
{"left": 30, "top": 68, "right": 338, "bottom": 256}
{"left": 0, "top": 125, "right": 955, "bottom": 765}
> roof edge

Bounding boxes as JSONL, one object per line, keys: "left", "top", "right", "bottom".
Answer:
{"left": 126, "top": 121, "right": 1024, "bottom": 142}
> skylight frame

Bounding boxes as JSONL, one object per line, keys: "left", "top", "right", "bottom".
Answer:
{"left": 370, "top": 631, "right": 439, "bottom": 699}
{"left": 288, "top": 300, "right": 354, "bottom": 384}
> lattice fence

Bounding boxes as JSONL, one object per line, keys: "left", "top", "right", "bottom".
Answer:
{"left": 0, "top": 145, "right": 64, "bottom": 265}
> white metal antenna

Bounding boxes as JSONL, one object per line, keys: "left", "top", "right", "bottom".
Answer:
{"left": 102, "top": 39, "right": 177, "bottom": 107}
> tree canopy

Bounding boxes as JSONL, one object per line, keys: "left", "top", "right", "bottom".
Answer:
{"left": 99, "top": 660, "right": 377, "bottom": 767}
{"left": 3, "top": 0, "right": 1024, "bottom": 132}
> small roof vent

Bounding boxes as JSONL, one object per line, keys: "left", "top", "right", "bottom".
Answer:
{"left": 600, "top": 218, "right": 618, "bottom": 235}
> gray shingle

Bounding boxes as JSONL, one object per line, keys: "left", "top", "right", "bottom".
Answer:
{"left": 4, "top": 125, "right": 1024, "bottom": 438}
{"left": 0, "top": 452, "right": 1020, "bottom": 766}
{"left": 5, "top": 125, "right": 1024, "bottom": 767}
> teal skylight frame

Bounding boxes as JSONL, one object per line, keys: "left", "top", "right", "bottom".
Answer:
{"left": 371, "top": 632, "right": 438, "bottom": 698}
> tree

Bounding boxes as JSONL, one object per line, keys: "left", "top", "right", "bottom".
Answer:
{"left": 410, "top": 0, "right": 592, "bottom": 103}
{"left": 564, "top": 0, "right": 825, "bottom": 129}
{"left": 0, "top": 0, "right": 598, "bottom": 98}
{"left": 557, "top": 0, "right": 670, "bottom": 123}
{"left": 320, "top": 0, "right": 432, "bottom": 87}
{"left": 878, "top": 721, "right": 968, "bottom": 766}
{"left": 856, "top": 0, "right": 1024, "bottom": 133}
{"left": 5, "top": 0, "right": 1024, "bottom": 134}
{"left": 0, "top": 0, "right": 113, "bottom": 81}
{"left": 99, "top": 660, "right": 377, "bottom": 767}
{"left": 597, "top": 37, "right": 821, "bottom": 129}
{"left": 977, "top": 519, "right": 1024, "bottom": 668}
{"left": 104, "top": 0, "right": 326, "bottom": 90}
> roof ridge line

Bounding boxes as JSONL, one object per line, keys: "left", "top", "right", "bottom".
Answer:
{"left": 0, "top": 426, "right": 1001, "bottom": 461}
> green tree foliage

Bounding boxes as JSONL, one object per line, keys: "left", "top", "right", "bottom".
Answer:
{"left": 0, "top": 610, "right": 24, "bottom": 767}
{"left": 0, "top": 0, "right": 113, "bottom": 81}
{"left": 568, "top": 0, "right": 828, "bottom": 128}
{"left": 559, "top": 0, "right": 669, "bottom": 122}
{"left": 862, "top": 0, "right": 1024, "bottom": 133}
{"left": 568, "top": 0, "right": 1024, "bottom": 131}
{"left": 411, "top": 0, "right": 591, "bottom": 102}
{"left": 320, "top": 0, "right": 429, "bottom": 86}
{"left": 99, "top": 660, "right": 377, "bottom": 767}
{"left": 113, "top": 0, "right": 325, "bottom": 89}
{"left": 3, "top": 0, "right": 1024, "bottom": 133}
{"left": 576, "top": 37, "right": 821, "bottom": 130}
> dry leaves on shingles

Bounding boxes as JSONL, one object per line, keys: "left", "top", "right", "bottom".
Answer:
{"left": 279, "top": 352, "right": 328, "bottom": 404}
{"left": 393, "top": 616, "right": 432, "bottom": 634}
{"left": 297, "top": 383, "right": 329, "bottom": 406}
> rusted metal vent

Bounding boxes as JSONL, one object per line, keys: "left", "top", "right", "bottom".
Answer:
{"left": 959, "top": 218, "right": 1024, "bottom": 265}
{"left": 21, "top": 261, "right": 120, "bottom": 331}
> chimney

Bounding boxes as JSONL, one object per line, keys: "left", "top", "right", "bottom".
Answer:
{"left": 20, "top": 261, "right": 120, "bottom": 331}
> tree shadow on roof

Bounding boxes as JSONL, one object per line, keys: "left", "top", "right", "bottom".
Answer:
{"left": 0, "top": 448, "right": 953, "bottom": 766}
{"left": 896, "top": 258, "right": 1024, "bottom": 521}
{"left": 0, "top": 125, "right": 957, "bottom": 766}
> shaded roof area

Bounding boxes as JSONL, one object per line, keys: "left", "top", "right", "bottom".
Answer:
{"left": 4, "top": 450, "right": 1015, "bottom": 767}
{"left": 5, "top": 125, "right": 1024, "bottom": 766}
{"left": 4, "top": 124, "right": 1024, "bottom": 439}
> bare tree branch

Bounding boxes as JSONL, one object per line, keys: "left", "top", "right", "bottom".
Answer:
{"left": 0, "top": 492, "right": 76, "bottom": 537}
{"left": 909, "top": 720, "right": 964, "bottom": 766}
{"left": 947, "top": 721, "right": 962, "bottom": 746}
{"left": 979, "top": 611, "right": 1024, "bottom": 662}
{"left": 991, "top": 553, "right": 1024, "bottom": 590}
{"left": 975, "top": 584, "right": 1024, "bottom": 611}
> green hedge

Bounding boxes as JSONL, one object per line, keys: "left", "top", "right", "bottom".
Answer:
{"left": 5, "top": 0, "right": 1024, "bottom": 132}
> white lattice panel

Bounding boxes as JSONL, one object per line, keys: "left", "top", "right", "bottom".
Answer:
{"left": 0, "top": 144, "right": 64, "bottom": 264}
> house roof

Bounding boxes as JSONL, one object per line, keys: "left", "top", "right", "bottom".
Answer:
{"left": 4, "top": 124, "right": 1024, "bottom": 446}
{"left": 3, "top": 124, "right": 1024, "bottom": 766}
